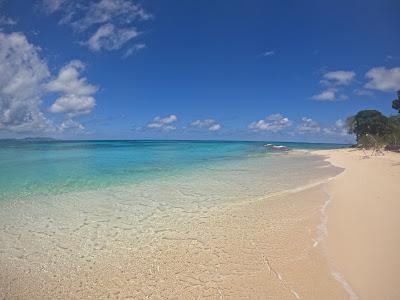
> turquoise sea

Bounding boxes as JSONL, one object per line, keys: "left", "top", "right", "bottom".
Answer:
{"left": 0, "top": 140, "right": 346, "bottom": 199}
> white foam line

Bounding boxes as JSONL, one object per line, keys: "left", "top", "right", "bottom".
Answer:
{"left": 314, "top": 181, "right": 332, "bottom": 247}
{"left": 256, "top": 178, "right": 333, "bottom": 204}
{"left": 331, "top": 270, "right": 359, "bottom": 300}
{"left": 318, "top": 182, "right": 359, "bottom": 300}
{"left": 290, "top": 289, "right": 301, "bottom": 300}
{"left": 227, "top": 151, "right": 343, "bottom": 210}
{"left": 277, "top": 272, "right": 282, "bottom": 280}
{"left": 223, "top": 178, "right": 333, "bottom": 211}
{"left": 257, "top": 244, "right": 302, "bottom": 299}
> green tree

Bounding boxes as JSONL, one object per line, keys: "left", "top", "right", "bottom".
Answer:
{"left": 392, "top": 90, "right": 400, "bottom": 113}
{"left": 386, "top": 115, "right": 400, "bottom": 147}
{"left": 346, "top": 110, "right": 389, "bottom": 142}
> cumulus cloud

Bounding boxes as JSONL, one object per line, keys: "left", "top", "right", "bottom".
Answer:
{"left": 311, "top": 88, "right": 337, "bottom": 101}
{"left": 42, "top": 0, "right": 150, "bottom": 53}
{"left": 189, "top": 119, "right": 221, "bottom": 131}
{"left": 48, "top": 95, "right": 95, "bottom": 116}
{"left": 0, "top": 32, "right": 54, "bottom": 133}
{"left": 248, "top": 114, "right": 292, "bottom": 132}
{"left": 47, "top": 60, "right": 97, "bottom": 95}
{"left": 208, "top": 123, "right": 221, "bottom": 131}
{"left": 59, "top": 119, "right": 85, "bottom": 131}
{"left": 147, "top": 114, "right": 177, "bottom": 131}
{"left": 323, "top": 119, "right": 348, "bottom": 136}
{"left": 321, "top": 70, "right": 355, "bottom": 86}
{"left": 47, "top": 60, "right": 97, "bottom": 117}
{"left": 311, "top": 88, "right": 349, "bottom": 101}
{"left": 297, "top": 117, "right": 320, "bottom": 134}
{"left": 0, "top": 32, "right": 97, "bottom": 136}
{"left": 364, "top": 67, "right": 400, "bottom": 92}
{"left": 312, "top": 70, "right": 355, "bottom": 101}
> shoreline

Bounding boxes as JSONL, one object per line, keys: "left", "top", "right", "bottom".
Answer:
{"left": 314, "top": 149, "right": 400, "bottom": 300}
{"left": 319, "top": 180, "right": 359, "bottom": 300}
{"left": 4, "top": 148, "right": 398, "bottom": 298}
{"left": 0, "top": 151, "right": 348, "bottom": 299}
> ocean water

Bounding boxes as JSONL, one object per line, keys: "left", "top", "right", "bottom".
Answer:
{"left": 0, "top": 140, "right": 346, "bottom": 298}
{"left": 0, "top": 140, "right": 345, "bottom": 199}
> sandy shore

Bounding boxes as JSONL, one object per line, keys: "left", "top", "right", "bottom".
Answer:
{"left": 0, "top": 183, "right": 349, "bottom": 299}
{"left": 4, "top": 149, "right": 400, "bottom": 299}
{"left": 0, "top": 155, "right": 347, "bottom": 299}
{"left": 315, "top": 149, "right": 400, "bottom": 300}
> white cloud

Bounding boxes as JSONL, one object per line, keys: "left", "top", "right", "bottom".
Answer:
{"left": 208, "top": 123, "right": 221, "bottom": 131}
{"left": 0, "top": 32, "right": 97, "bottom": 136}
{"left": 42, "top": 0, "right": 151, "bottom": 53}
{"left": 248, "top": 114, "right": 292, "bottom": 132}
{"left": 311, "top": 88, "right": 337, "bottom": 101}
{"left": 385, "top": 55, "right": 400, "bottom": 62}
{"left": 41, "top": 0, "right": 67, "bottom": 14}
{"left": 123, "top": 43, "right": 146, "bottom": 58}
{"left": 189, "top": 119, "right": 221, "bottom": 131}
{"left": 86, "top": 23, "right": 139, "bottom": 51}
{"left": 354, "top": 88, "right": 374, "bottom": 97}
{"left": 262, "top": 51, "right": 275, "bottom": 57}
{"left": 0, "top": 15, "right": 17, "bottom": 26}
{"left": 0, "top": 32, "right": 54, "bottom": 133}
{"left": 47, "top": 60, "right": 97, "bottom": 117}
{"left": 323, "top": 118, "right": 348, "bottom": 136}
{"left": 335, "top": 119, "right": 345, "bottom": 128}
{"left": 312, "top": 70, "right": 354, "bottom": 101}
{"left": 147, "top": 114, "right": 177, "bottom": 130}
{"left": 49, "top": 95, "right": 95, "bottom": 116}
{"left": 47, "top": 60, "right": 97, "bottom": 95}
{"left": 311, "top": 88, "right": 348, "bottom": 101}
{"left": 364, "top": 67, "right": 400, "bottom": 92}
{"left": 70, "top": 0, "right": 151, "bottom": 31}
{"left": 322, "top": 70, "right": 355, "bottom": 86}
{"left": 297, "top": 117, "right": 320, "bottom": 134}
{"left": 59, "top": 119, "right": 85, "bottom": 131}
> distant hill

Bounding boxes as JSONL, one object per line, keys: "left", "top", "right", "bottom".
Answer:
{"left": 21, "top": 137, "right": 58, "bottom": 141}
{"left": 0, "top": 137, "right": 58, "bottom": 142}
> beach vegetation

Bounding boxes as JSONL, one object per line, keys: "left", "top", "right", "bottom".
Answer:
{"left": 346, "top": 110, "right": 389, "bottom": 140}
{"left": 392, "top": 90, "right": 400, "bottom": 113}
{"left": 346, "top": 91, "right": 400, "bottom": 151}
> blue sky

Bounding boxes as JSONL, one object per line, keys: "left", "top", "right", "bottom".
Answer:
{"left": 0, "top": 0, "right": 400, "bottom": 142}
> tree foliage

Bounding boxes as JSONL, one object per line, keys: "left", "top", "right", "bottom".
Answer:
{"left": 346, "top": 110, "right": 389, "bottom": 142}
{"left": 392, "top": 90, "right": 400, "bottom": 113}
{"left": 346, "top": 91, "right": 400, "bottom": 151}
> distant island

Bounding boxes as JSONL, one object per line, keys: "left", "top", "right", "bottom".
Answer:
{"left": 0, "top": 137, "right": 59, "bottom": 142}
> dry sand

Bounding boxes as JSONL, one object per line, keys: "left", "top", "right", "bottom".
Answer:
{"left": 315, "top": 149, "right": 400, "bottom": 300}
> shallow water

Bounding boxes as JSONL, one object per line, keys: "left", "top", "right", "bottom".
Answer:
{"left": 0, "top": 140, "right": 345, "bottom": 198}
{"left": 0, "top": 140, "right": 345, "bottom": 298}
{"left": 0, "top": 141, "right": 342, "bottom": 242}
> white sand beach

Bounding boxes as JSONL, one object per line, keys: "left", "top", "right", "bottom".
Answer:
{"left": 315, "top": 149, "right": 400, "bottom": 300}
